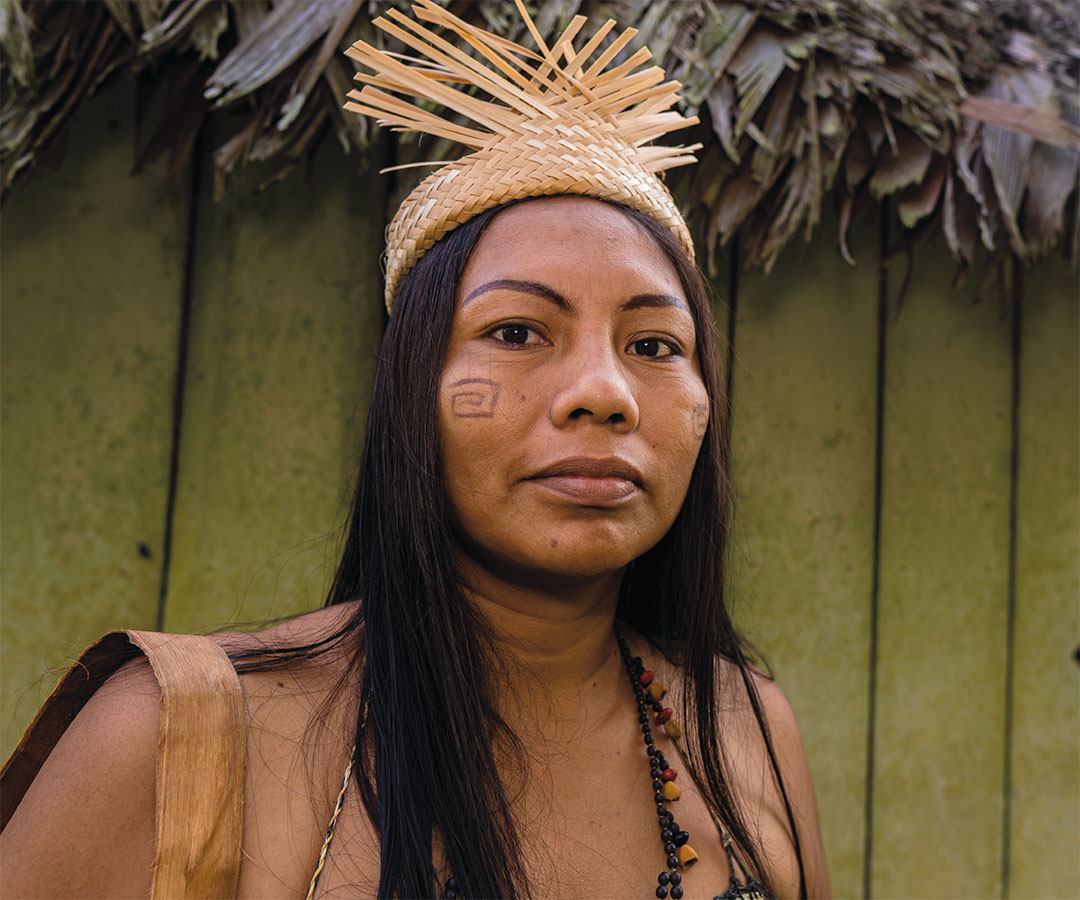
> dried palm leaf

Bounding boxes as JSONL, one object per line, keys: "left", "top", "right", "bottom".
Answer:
{"left": 0, "top": 0, "right": 1076, "bottom": 278}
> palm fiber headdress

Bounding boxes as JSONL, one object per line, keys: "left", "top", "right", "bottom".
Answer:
{"left": 344, "top": 0, "right": 701, "bottom": 310}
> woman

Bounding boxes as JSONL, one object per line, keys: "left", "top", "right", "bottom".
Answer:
{"left": 1, "top": 4, "right": 829, "bottom": 898}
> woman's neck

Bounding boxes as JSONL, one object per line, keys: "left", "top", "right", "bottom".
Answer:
{"left": 457, "top": 557, "right": 627, "bottom": 728}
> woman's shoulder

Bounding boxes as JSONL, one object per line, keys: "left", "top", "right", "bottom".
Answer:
{"left": 217, "top": 599, "right": 360, "bottom": 652}
{"left": 214, "top": 600, "right": 362, "bottom": 717}
{"left": 0, "top": 655, "right": 160, "bottom": 898}
{"left": 0, "top": 604, "right": 362, "bottom": 899}
{"left": 714, "top": 660, "right": 831, "bottom": 899}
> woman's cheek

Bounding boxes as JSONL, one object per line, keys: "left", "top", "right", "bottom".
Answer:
{"left": 652, "top": 376, "right": 709, "bottom": 451}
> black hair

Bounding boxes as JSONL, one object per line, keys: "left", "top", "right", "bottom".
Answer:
{"left": 238, "top": 198, "right": 806, "bottom": 898}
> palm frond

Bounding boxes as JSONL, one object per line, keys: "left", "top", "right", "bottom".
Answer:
{"left": 2, "top": 0, "right": 1077, "bottom": 272}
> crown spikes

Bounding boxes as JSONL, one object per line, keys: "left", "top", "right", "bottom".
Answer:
{"left": 343, "top": 0, "right": 700, "bottom": 309}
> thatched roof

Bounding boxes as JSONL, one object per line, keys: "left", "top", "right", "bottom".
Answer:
{"left": 3, "top": 0, "right": 1078, "bottom": 273}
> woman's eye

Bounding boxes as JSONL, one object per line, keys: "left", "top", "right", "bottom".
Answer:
{"left": 630, "top": 338, "right": 676, "bottom": 358}
{"left": 491, "top": 324, "right": 540, "bottom": 346}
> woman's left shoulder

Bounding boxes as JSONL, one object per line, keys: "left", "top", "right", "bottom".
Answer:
{"left": 722, "top": 662, "right": 831, "bottom": 898}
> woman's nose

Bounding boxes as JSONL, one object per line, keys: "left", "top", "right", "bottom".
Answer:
{"left": 549, "top": 340, "right": 639, "bottom": 432}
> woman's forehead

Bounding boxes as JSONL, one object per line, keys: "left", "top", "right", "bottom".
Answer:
{"left": 460, "top": 197, "right": 684, "bottom": 299}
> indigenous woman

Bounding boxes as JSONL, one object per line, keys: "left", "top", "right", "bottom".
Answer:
{"left": 1, "top": 3, "right": 829, "bottom": 898}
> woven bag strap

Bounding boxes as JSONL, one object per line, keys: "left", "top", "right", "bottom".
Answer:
{"left": 0, "top": 630, "right": 247, "bottom": 900}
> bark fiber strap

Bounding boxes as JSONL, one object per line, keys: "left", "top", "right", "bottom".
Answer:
{"left": 0, "top": 629, "right": 247, "bottom": 899}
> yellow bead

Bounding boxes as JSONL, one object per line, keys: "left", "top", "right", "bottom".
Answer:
{"left": 662, "top": 781, "right": 681, "bottom": 801}
{"left": 677, "top": 844, "right": 698, "bottom": 869}
{"left": 663, "top": 719, "right": 682, "bottom": 739}
{"left": 647, "top": 681, "right": 667, "bottom": 700}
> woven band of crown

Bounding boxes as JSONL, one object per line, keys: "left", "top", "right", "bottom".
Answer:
{"left": 344, "top": 0, "right": 702, "bottom": 311}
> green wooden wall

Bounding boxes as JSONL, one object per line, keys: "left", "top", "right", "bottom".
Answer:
{"left": 2, "top": 79, "right": 1077, "bottom": 899}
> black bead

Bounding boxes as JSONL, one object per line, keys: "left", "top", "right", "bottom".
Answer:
{"left": 666, "top": 854, "right": 679, "bottom": 868}
{"left": 658, "top": 872, "right": 671, "bottom": 886}
{"left": 639, "top": 712, "right": 649, "bottom": 723}
{"left": 660, "top": 828, "right": 673, "bottom": 842}
{"left": 655, "top": 888, "right": 668, "bottom": 899}
{"left": 647, "top": 746, "right": 656, "bottom": 757}
{"left": 670, "top": 887, "right": 684, "bottom": 899}
{"left": 661, "top": 813, "right": 673, "bottom": 826}
{"left": 644, "top": 734, "right": 654, "bottom": 745}
{"left": 654, "top": 791, "right": 664, "bottom": 804}
{"left": 668, "top": 820, "right": 680, "bottom": 833}
{"left": 673, "top": 830, "right": 689, "bottom": 847}
{"left": 664, "top": 841, "right": 676, "bottom": 855}
{"left": 642, "top": 724, "right": 652, "bottom": 734}
{"left": 669, "top": 872, "right": 681, "bottom": 886}
{"left": 638, "top": 702, "right": 647, "bottom": 713}
{"left": 656, "top": 803, "right": 667, "bottom": 816}
{"left": 653, "top": 779, "right": 663, "bottom": 791}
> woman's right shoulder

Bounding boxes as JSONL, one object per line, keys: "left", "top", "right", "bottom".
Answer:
{"left": 215, "top": 600, "right": 363, "bottom": 703}
{"left": 0, "top": 657, "right": 160, "bottom": 899}
{"left": 0, "top": 605, "right": 362, "bottom": 899}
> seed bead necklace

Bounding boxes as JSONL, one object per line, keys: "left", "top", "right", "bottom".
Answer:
{"left": 616, "top": 631, "right": 694, "bottom": 898}
{"left": 615, "top": 631, "right": 769, "bottom": 900}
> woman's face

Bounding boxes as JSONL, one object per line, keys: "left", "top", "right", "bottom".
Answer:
{"left": 438, "top": 197, "right": 709, "bottom": 584}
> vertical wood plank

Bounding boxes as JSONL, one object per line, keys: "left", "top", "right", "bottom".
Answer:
{"left": 728, "top": 212, "right": 880, "bottom": 898}
{"left": 161, "top": 133, "right": 387, "bottom": 633}
{"left": 0, "top": 81, "right": 186, "bottom": 759}
{"left": 1008, "top": 251, "right": 1079, "bottom": 898}
{"left": 872, "top": 240, "right": 1012, "bottom": 897}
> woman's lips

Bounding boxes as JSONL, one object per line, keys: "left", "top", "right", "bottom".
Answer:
{"left": 530, "top": 474, "right": 639, "bottom": 505}
{"left": 525, "top": 457, "right": 643, "bottom": 505}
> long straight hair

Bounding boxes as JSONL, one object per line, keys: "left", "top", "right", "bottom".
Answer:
{"left": 244, "top": 199, "right": 806, "bottom": 898}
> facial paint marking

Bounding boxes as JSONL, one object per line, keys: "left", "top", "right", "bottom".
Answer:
{"left": 692, "top": 403, "right": 709, "bottom": 438}
{"left": 450, "top": 378, "right": 500, "bottom": 418}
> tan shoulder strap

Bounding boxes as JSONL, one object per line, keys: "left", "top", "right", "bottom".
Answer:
{"left": 1, "top": 630, "right": 247, "bottom": 900}
{"left": 125, "top": 631, "right": 247, "bottom": 900}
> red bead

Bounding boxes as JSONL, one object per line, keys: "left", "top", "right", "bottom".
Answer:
{"left": 639, "top": 670, "right": 654, "bottom": 686}
{"left": 662, "top": 768, "right": 677, "bottom": 782}
{"left": 656, "top": 707, "right": 673, "bottom": 724}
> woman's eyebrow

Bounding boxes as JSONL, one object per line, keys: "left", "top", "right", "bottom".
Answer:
{"left": 622, "top": 293, "right": 688, "bottom": 311}
{"left": 460, "top": 280, "right": 688, "bottom": 312}
{"left": 461, "top": 279, "right": 570, "bottom": 309}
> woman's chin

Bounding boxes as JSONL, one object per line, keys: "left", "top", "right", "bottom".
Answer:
{"left": 457, "top": 531, "right": 647, "bottom": 589}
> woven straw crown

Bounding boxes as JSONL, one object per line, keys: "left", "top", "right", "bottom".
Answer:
{"left": 344, "top": 0, "right": 701, "bottom": 310}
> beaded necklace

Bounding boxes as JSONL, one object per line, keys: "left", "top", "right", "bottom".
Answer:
{"left": 306, "top": 639, "right": 771, "bottom": 900}
{"left": 615, "top": 632, "right": 768, "bottom": 900}
{"left": 616, "top": 631, "right": 695, "bottom": 897}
